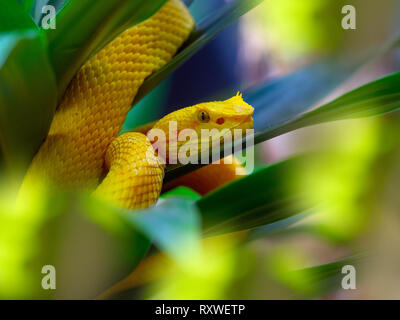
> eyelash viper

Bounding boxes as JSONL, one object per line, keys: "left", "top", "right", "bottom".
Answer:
{"left": 21, "top": 0, "right": 254, "bottom": 209}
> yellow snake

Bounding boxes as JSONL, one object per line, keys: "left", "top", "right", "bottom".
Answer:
{"left": 21, "top": 0, "right": 254, "bottom": 209}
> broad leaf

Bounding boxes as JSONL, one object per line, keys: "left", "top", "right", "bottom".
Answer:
{"left": 32, "top": 1, "right": 67, "bottom": 25}
{"left": 247, "top": 211, "right": 312, "bottom": 240}
{"left": 0, "top": 31, "right": 57, "bottom": 178}
{"left": 121, "top": 198, "right": 202, "bottom": 263}
{"left": 17, "top": 0, "right": 35, "bottom": 13}
{"left": 2, "top": 188, "right": 202, "bottom": 298}
{"left": 285, "top": 253, "right": 368, "bottom": 297}
{"left": 0, "top": 187, "right": 151, "bottom": 299}
{"left": 254, "top": 70, "right": 400, "bottom": 144}
{"left": 161, "top": 186, "right": 202, "bottom": 201}
{"left": 248, "top": 60, "right": 356, "bottom": 132}
{"left": 1, "top": 0, "right": 37, "bottom": 31}
{"left": 196, "top": 156, "right": 315, "bottom": 237}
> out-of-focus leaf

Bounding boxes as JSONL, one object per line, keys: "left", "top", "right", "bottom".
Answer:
{"left": 39, "top": 194, "right": 152, "bottom": 299}
{"left": 133, "top": 0, "right": 264, "bottom": 104}
{"left": 5, "top": 189, "right": 201, "bottom": 299}
{"left": 196, "top": 156, "right": 315, "bottom": 237}
{"left": 295, "top": 71, "right": 400, "bottom": 123}
{"left": 0, "top": 185, "right": 152, "bottom": 299}
{"left": 190, "top": 72, "right": 400, "bottom": 236}
{"left": 161, "top": 186, "right": 201, "bottom": 201}
{"left": 248, "top": 60, "right": 356, "bottom": 132}
{"left": 0, "top": 0, "right": 37, "bottom": 31}
{"left": 285, "top": 253, "right": 368, "bottom": 297}
{"left": 32, "top": 0, "right": 67, "bottom": 25}
{"left": 0, "top": 31, "right": 57, "bottom": 178}
{"left": 254, "top": 70, "right": 400, "bottom": 144}
{"left": 45, "top": 0, "right": 168, "bottom": 96}
{"left": 247, "top": 211, "right": 312, "bottom": 241}
{"left": 17, "top": 0, "right": 35, "bottom": 13}
{"left": 121, "top": 198, "right": 202, "bottom": 263}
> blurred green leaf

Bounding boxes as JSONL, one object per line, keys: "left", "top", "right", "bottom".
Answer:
{"left": 190, "top": 72, "right": 400, "bottom": 237}
{"left": 45, "top": 0, "right": 168, "bottom": 96}
{"left": 133, "top": 0, "right": 264, "bottom": 104}
{"left": 0, "top": 185, "right": 152, "bottom": 299}
{"left": 32, "top": 0, "right": 67, "bottom": 25}
{"left": 286, "top": 253, "right": 367, "bottom": 297}
{"left": 254, "top": 70, "right": 400, "bottom": 144}
{"left": 161, "top": 186, "right": 201, "bottom": 201}
{"left": 294, "top": 71, "right": 400, "bottom": 124}
{"left": 6, "top": 191, "right": 202, "bottom": 298}
{"left": 196, "top": 156, "right": 314, "bottom": 237}
{"left": 247, "top": 211, "right": 312, "bottom": 240}
{"left": 1, "top": 0, "right": 37, "bottom": 31}
{"left": 248, "top": 60, "right": 356, "bottom": 132}
{"left": 17, "top": 0, "right": 35, "bottom": 13}
{"left": 35, "top": 194, "right": 152, "bottom": 299}
{"left": 121, "top": 198, "right": 202, "bottom": 263}
{"left": 0, "top": 30, "right": 57, "bottom": 178}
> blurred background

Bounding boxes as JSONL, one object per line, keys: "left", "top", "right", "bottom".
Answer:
{"left": 121, "top": 0, "right": 400, "bottom": 299}
{"left": 2, "top": 0, "right": 400, "bottom": 300}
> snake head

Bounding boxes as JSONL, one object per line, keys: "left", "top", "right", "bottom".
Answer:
{"left": 150, "top": 92, "right": 254, "bottom": 163}
{"left": 191, "top": 92, "right": 254, "bottom": 132}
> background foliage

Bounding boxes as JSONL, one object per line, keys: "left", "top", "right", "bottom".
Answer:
{"left": 1, "top": 0, "right": 400, "bottom": 299}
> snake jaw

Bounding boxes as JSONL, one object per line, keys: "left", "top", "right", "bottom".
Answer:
{"left": 148, "top": 94, "right": 254, "bottom": 165}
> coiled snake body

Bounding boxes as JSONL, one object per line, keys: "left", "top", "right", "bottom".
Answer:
{"left": 22, "top": 0, "right": 254, "bottom": 209}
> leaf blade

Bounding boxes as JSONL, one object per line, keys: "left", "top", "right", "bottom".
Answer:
{"left": 196, "top": 156, "right": 314, "bottom": 237}
{"left": 0, "top": 30, "right": 57, "bottom": 177}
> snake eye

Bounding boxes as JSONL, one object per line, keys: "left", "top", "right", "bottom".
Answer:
{"left": 197, "top": 110, "right": 210, "bottom": 123}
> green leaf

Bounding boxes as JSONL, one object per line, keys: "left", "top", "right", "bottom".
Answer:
{"left": 0, "top": 0, "right": 37, "bottom": 31}
{"left": 247, "top": 211, "right": 312, "bottom": 240}
{"left": 248, "top": 60, "right": 357, "bottom": 132}
{"left": 13, "top": 194, "right": 201, "bottom": 298}
{"left": 196, "top": 156, "right": 315, "bottom": 237}
{"left": 191, "top": 72, "right": 400, "bottom": 238}
{"left": 294, "top": 71, "right": 400, "bottom": 125}
{"left": 45, "top": 0, "right": 168, "bottom": 96}
{"left": 286, "top": 253, "right": 368, "bottom": 297}
{"left": 254, "top": 70, "right": 400, "bottom": 145}
{"left": 17, "top": 0, "right": 35, "bottom": 13}
{"left": 161, "top": 186, "right": 202, "bottom": 201}
{"left": 32, "top": 1, "right": 67, "bottom": 25}
{"left": 0, "top": 30, "right": 57, "bottom": 178}
{"left": 133, "top": 0, "right": 265, "bottom": 104}
{"left": 0, "top": 187, "right": 151, "bottom": 299}
{"left": 121, "top": 198, "right": 202, "bottom": 264}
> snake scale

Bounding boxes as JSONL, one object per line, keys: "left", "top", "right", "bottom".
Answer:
{"left": 21, "top": 0, "right": 254, "bottom": 209}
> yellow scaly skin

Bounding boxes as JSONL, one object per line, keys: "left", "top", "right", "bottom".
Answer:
{"left": 151, "top": 94, "right": 253, "bottom": 196}
{"left": 21, "top": 0, "right": 254, "bottom": 209}
{"left": 150, "top": 93, "right": 253, "bottom": 163}
{"left": 22, "top": 0, "right": 194, "bottom": 199}
{"left": 93, "top": 94, "right": 253, "bottom": 208}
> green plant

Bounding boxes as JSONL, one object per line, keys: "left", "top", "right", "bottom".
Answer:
{"left": 1, "top": 0, "right": 400, "bottom": 299}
